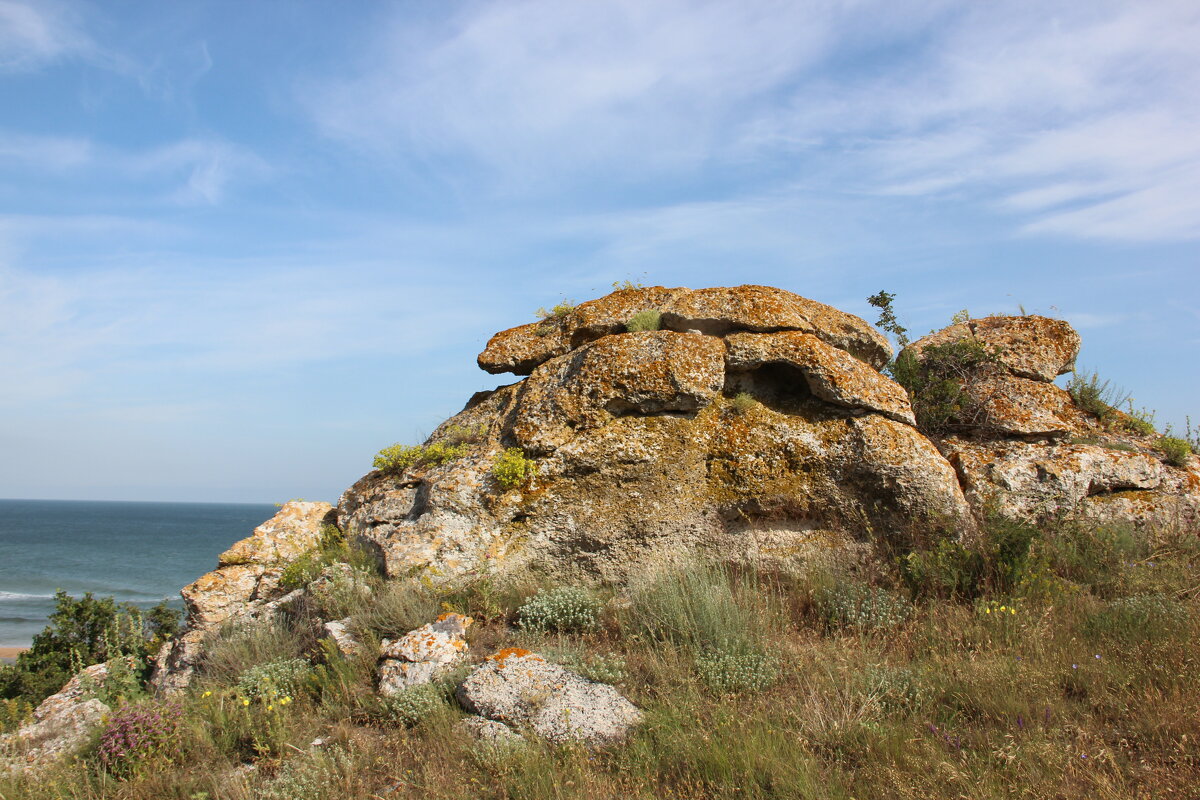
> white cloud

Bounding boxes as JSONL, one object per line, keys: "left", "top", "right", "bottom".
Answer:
{"left": 0, "top": 0, "right": 90, "bottom": 71}
{"left": 304, "top": 0, "right": 1200, "bottom": 242}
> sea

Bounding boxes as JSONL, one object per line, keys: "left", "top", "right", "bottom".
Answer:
{"left": 0, "top": 499, "right": 278, "bottom": 649}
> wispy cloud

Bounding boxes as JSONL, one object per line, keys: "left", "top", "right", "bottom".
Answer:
{"left": 0, "top": 0, "right": 90, "bottom": 71}
{"left": 304, "top": 0, "right": 1200, "bottom": 242}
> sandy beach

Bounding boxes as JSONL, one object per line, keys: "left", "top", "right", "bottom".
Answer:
{"left": 0, "top": 646, "right": 28, "bottom": 663}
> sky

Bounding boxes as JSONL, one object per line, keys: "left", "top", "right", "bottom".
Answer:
{"left": 1, "top": 0, "right": 1198, "bottom": 504}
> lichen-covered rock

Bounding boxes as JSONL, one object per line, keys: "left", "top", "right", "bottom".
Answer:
{"left": 905, "top": 315, "right": 1080, "bottom": 382}
{"left": 479, "top": 285, "right": 892, "bottom": 376}
{"left": 944, "top": 437, "right": 1200, "bottom": 526}
{"left": 456, "top": 650, "right": 641, "bottom": 746}
{"left": 1, "top": 662, "right": 117, "bottom": 773}
{"left": 965, "top": 374, "right": 1084, "bottom": 437}
{"left": 507, "top": 330, "right": 726, "bottom": 454}
{"left": 219, "top": 501, "right": 335, "bottom": 566}
{"left": 149, "top": 629, "right": 207, "bottom": 695}
{"left": 322, "top": 618, "right": 360, "bottom": 657}
{"left": 378, "top": 613, "right": 473, "bottom": 695}
{"left": 459, "top": 715, "right": 526, "bottom": 748}
{"left": 725, "top": 331, "right": 914, "bottom": 425}
{"left": 181, "top": 564, "right": 266, "bottom": 627}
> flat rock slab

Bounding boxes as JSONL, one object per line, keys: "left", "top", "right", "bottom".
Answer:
{"left": 457, "top": 649, "right": 642, "bottom": 746}
{"left": 379, "top": 613, "right": 473, "bottom": 696}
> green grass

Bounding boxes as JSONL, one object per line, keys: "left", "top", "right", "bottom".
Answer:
{"left": 4, "top": 521, "right": 1200, "bottom": 799}
{"left": 625, "top": 310, "right": 662, "bottom": 332}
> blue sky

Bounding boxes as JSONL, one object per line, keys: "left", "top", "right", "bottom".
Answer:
{"left": 1, "top": 0, "right": 1197, "bottom": 504}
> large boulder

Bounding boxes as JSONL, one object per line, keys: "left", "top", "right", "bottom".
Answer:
{"left": 457, "top": 649, "right": 642, "bottom": 746}
{"left": 479, "top": 285, "right": 891, "bottom": 375}
{"left": 1, "top": 662, "right": 119, "bottom": 773}
{"left": 378, "top": 613, "right": 472, "bottom": 695}
{"left": 904, "top": 315, "right": 1080, "bottom": 382}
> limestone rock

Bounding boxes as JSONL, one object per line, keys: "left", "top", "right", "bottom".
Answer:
{"left": 219, "top": 500, "right": 334, "bottom": 566}
{"left": 967, "top": 374, "right": 1084, "bottom": 437}
{"left": 459, "top": 715, "right": 526, "bottom": 748}
{"left": 322, "top": 618, "right": 360, "bottom": 657}
{"left": 1, "top": 662, "right": 117, "bottom": 772}
{"left": 507, "top": 330, "right": 726, "bottom": 454}
{"left": 456, "top": 650, "right": 641, "bottom": 746}
{"left": 479, "top": 285, "right": 892, "bottom": 377}
{"left": 661, "top": 285, "right": 892, "bottom": 368}
{"left": 944, "top": 437, "right": 1200, "bottom": 526}
{"left": 149, "top": 629, "right": 207, "bottom": 695}
{"left": 905, "top": 315, "right": 1080, "bottom": 382}
{"left": 181, "top": 563, "right": 265, "bottom": 627}
{"left": 725, "top": 331, "right": 914, "bottom": 425}
{"left": 378, "top": 613, "right": 473, "bottom": 695}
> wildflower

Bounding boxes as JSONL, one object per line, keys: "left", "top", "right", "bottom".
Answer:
{"left": 986, "top": 608, "right": 991, "bottom": 614}
{"left": 1094, "top": 654, "right": 1101, "bottom": 660}
{"left": 242, "top": 698, "right": 250, "bottom": 706}
{"left": 1072, "top": 664, "right": 1078, "bottom": 669}
{"left": 201, "top": 690, "right": 212, "bottom": 698}
{"left": 1010, "top": 608, "right": 1016, "bottom": 615}
{"left": 267, "top": 705, "right": 273, "bottom": 711}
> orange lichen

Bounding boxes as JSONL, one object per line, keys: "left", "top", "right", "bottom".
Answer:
{"left": 487, "top": 647, "right": 543, "bottom": 668}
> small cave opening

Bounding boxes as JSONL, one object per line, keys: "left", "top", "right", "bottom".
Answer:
{"left": 724, "top": 363, "right": 813, "bottom": 414}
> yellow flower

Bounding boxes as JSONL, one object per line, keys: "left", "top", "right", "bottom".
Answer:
{"left": 202, "top": 691, "right": 212, "bottom": 698}
{"left": 267, "top": 705, "right": 274, "bottom": 711}
{"left": 985, "top": 608, "right": 991, "bottom": 614}
{"left": 242, "top": 699, "right": 250, "bottom": 707}
{"left": 1011, "top": 608, "right": 1017, "bottom": 615}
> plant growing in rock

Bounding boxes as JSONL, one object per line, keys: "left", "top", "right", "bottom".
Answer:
{"left": 1066, "top": 370, "right": 1131, "bottom": 425}
{"left": 730, "top": 391, "right": 756, "bottom": 415}
{"left": 625, "top": 310, "right": 662, "bottom": 332}
{"left": 373, "top": 442, "right": 469, "bottom": 475}
{"left": 535, "top": 299, "right": 576, "bottom": 321}
{"left": 379, "top": 683, "right": 445, "bottom": 727}
{"left": 492, "top": 447, "right": 537, "bottom": 490}
{"left": 1155, "top": 435, "right": 1192, "bottom": 467}
{"left": 891, "top": 339, "right": 1002, "bottom": 435}
{"left": 866, "top": 290, "right": 910, "bottom": 349}
{"left": 516, "top": 587, "right": 602, "bottom": 633}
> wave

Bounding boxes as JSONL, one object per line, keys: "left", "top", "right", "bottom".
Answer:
{"left": 0, "top": 615, "right": 43, "bottom": 623}
{"left": 0, "top": 591, "right": 55, "bottom": 601}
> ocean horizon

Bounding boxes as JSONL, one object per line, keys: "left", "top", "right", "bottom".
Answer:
{"left": 0, "top": 498, "right": 278, "bottom": 648}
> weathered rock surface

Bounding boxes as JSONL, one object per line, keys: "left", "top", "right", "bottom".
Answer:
{"left": 1, "top": 662, "right": 117, "bottom": 773}
{"left": 459, "top": 715, "right": 526, "bottom": 748}
{"left": 725, "top": 331, "right": 915, "bottom": 425}
{"left": 378, "top": 613, "right": 472, "bottom": 695}
{"left": 905, "top": 315, "right": 1080, "bottom": 382}
{"left": 944, "top": 437, "right": 1200, "bottom": 526}
{"left": 323, "top": 618, "right": 360, "bottom": 657}
{"left": 966, "top": 374, "right": 1084, "bottom": 437}
{"left": 479, "top": 285, "right": 891, "bottom": 376}
{"left": 151, "top": 502, "right": 342, "bottom": 695}
{"left": 508, "top": 330, "right": 726, "bottom": 454}
{"left": 457, "top": 650, "right": 641, "bottom": 746}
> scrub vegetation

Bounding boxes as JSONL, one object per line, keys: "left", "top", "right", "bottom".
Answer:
{"left": 3, "top": 514, "right": 1199, "bottom": 799}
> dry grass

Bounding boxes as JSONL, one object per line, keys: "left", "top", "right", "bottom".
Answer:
{"left": 3, "top": 522, "right": 1199, "bottom": 799}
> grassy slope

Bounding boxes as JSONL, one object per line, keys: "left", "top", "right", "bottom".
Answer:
{"left": 3, "top": 518, "right": 1198, "bottom": 800}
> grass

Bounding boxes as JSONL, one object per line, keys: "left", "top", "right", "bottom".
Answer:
{"left": 4, "top": 520, "right": 1200, "bottom": 799}
{"left": 625, "top": 310, "right": 662, "bottom": 332}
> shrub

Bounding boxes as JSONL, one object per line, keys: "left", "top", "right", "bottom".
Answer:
{"left": 730, "top": 392, "right": 756, "bottom": 415}
{"left": 1119, "top": 405, "right": 1158, "bottom": 436}
{"left": 1155, "top": 436, "right": 1192, "bottom": 467}
{"left": 695, "top": 647, "right": 779, "bottom": 695}
{"left": 516, "top": 587, "right": 602, "bottom": 633}
{"left": 543, "top": 648, "right": 627, "bottom": 684}
{"left": 892, "top": 339, "right": 1002, "bottom": 435}
{"left": 442, "top": 423, "right": 486, "bottom": 445}
{"left": 866, "top": 290, "right": 910, "bottom": 349}
{"left": 236, "top": 657, "right": 313, "bottom": 701}
{"left": 96, "top": 699, "right": 183, "bottom": 777}
{"left": 258, "top": 744, "right": 356, "bottom": 800}
{"left": 625, "top": 310, "right": 662, "bottom": 332}
{"left": 816, "top": 583, "right": 911, "bottom": 633}
{"left": 1066, "top": 371, "right": 1130, "bottom": 424}
{"left": 0, "top": 697, "right": 32, "bottom": 734}
{"left": 492, "top": 447, "right": 537, "bottom": 490}
{"left": 0, "top": 591, "right": 178, "bottom": 706}
{"left": 380, "top": 683, "right": 445, "bottom": 727}
{"left": 197, "top": 620, "right": 308, "bottom": 689}
{"left": 899, "top": 516, "right": 1037, "bottom": 600}
{"left": 373, "top": 442, "right": 468, "bottom": 474}
{"left": 535, "top": 300, "right": 576, "bottom": 320}
{"left": 1084, "top": 594, "right": 1187, "bottom": 644}
{"left": 279, "top": 524, "right": 349, "bottom": 591}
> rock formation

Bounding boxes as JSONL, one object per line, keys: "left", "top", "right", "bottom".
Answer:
{"left": 152, "top": 284, "right": 1200, "bottom": 697}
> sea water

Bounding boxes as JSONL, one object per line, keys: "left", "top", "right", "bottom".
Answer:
{"left": 0, "top": 499, "right": 277, "bottom": 648}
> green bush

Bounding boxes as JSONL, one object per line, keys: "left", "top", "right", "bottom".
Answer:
{"left": 0, "top": 591, "right": 178, "bottom": 706}
{"left": 373, "top": 442, "right": 468, "bottom": 474}
{"left": 0, "top": 697, "right": 32, "bottom": 734}
{"left": 1066, "top": 371, "right": 1130, "bottom": 424}
{"left": 279, "top": 524, "right": 349, "bottom": 591}
{"left": 695, "top": 647, "right": 779, "bottom": 695}
{"left": 542, "top": 648, "right": 627, "bottom": 684}
{"left": 625, "top": 310, "right": 662, "bottom": 332}
{"left": 1119, "top": 405, "right": 1158, "bottom": 436}
{"left": 258, "top": 744, "right": 356, "bottom": 800}
{"left": 380, "top": 684, "right": 446, "bottom": 727}
{"left": 1155, "top": 436, "right": 1192, "bottom": 467}
{"left": 236, "top": 657, "right": 313, "bottom": 701}
{"left": 892, "top": 339, "right": 1001, "bottom": 435}
{"left": 899, "top": 517, "right": 1037, "bottom": 600}
{"left": 816, "top": 583, "right": 911, "bottom": 633}
{"left": 516, "top": 587, "right": 602, "bottom": 633}
{"left": 535, "top": 300, "right": 576, "bottom": 321}
{"left": 492, "top": 447, "right": 537, "bottom": 490}
{"left": 1084, "top": 594, "right": 1187, "bottom": 644}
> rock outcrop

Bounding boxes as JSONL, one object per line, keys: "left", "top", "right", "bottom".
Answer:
{"left": 150, "top": 500, "right": 337, "bottom": 695}
{"left": 456, "top": 649, "right": 641, "bottom": 746}
{"left": 378, "top": 613, "right": 472, "bottom": 696}
{"left": 1, "top": 662, "right": 117, "bottom": 773}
